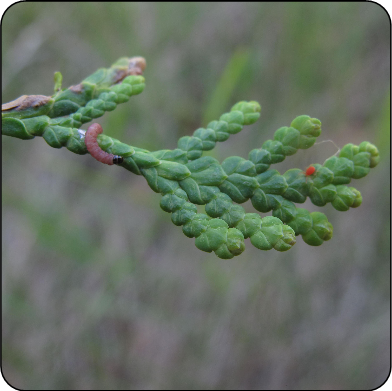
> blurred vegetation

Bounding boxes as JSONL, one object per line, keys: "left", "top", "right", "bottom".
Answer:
{"left": 2, "top": 2, "right": 390, "bottom": 390}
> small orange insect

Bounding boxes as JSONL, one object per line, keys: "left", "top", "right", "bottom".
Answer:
{"left": 305, "top": 165, "right": 316, "bottom": 177}
{"left": 303, "top": 165, "right": 316, "bottom": 184}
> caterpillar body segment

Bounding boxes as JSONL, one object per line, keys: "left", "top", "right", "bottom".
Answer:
{"left": 84, "top": 123, "right": 123, "bottom": 165}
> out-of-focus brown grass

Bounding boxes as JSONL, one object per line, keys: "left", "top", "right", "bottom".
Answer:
{"left": 2, "top": 2, "right": 390, "bottom": 389}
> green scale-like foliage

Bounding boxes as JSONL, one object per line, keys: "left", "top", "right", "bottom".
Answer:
{"left": 2, "top": 58, "right": 380, "bottom": 259}
{"left": 2, "top": 57, "right": 145, "bottom": 153}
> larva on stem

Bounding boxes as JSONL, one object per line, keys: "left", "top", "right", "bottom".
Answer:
{"left": 84, "top": 123, "right": 123, "bottom": 165}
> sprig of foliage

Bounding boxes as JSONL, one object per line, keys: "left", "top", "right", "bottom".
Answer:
{"left": 2, "top": 57, "right": 379, "bottom": 258}
{"left": 2, "top": 57, "right": 145, "bottom": 151}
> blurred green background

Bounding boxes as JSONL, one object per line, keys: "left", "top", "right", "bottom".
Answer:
{"left": 2, "top": 2, "right": 390, "bottom": 389}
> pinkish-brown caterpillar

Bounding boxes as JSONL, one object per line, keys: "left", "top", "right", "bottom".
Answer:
{"left": 84, "top": 123, "right": 123, "bottom": 165}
